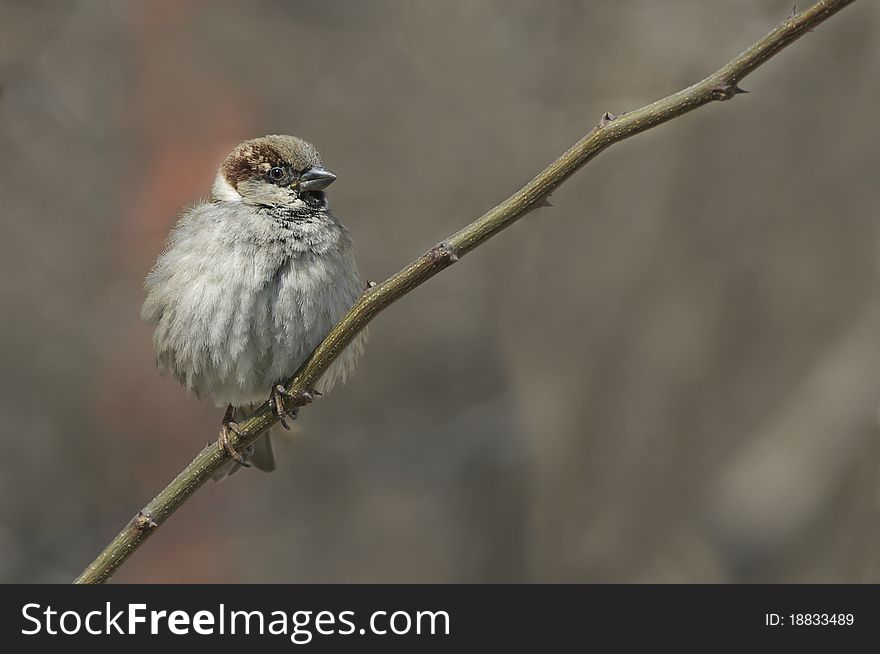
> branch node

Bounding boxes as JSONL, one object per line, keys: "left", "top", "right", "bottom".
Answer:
{"left": 710, "top": 82, "right": 749, "bottom": 101}
{"left": 362, "top": 280, "right": 378, "bottom": 296}
{"left": 132, "top": 510, "right": 158, "bottom": 533}
{"left": 429, "top": 241, "right": 459, "bottom": 263}
{"left": 599, "top": 111, "right": 617, "bottom": 126}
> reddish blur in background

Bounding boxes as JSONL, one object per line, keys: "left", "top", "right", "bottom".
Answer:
{"left": 1, "top": 0, "right": 878, "bottom": 583}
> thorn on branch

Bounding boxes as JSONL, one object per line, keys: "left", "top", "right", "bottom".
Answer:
{"left": 599, "top": 111, "right": 617, "bottom": 127}
{"left": 790, "top": 3, "right": 798, "bottom": 19}
{"left": 710, "top": 82, "right": 749, "bottom": 101}
{"left": 536, "top": 195, "right": 554, "bottom": 209}
{"left": 429, "top": 241, "right": 459, "bottom": 264}
{"left": 362, "top": 280, "right": 378, "bottom": 297}
{"left": 523, "top": 194, "right": 553, "bottom": 217}
{"left": 131, "top": 511, "right": 158, "bottom": 533}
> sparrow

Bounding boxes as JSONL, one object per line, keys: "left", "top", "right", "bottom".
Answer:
{"left": 142, "top": 135, "right": 367, "bottom": 479}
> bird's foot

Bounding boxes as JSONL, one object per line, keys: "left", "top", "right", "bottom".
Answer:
{"left": 217, "top": 404, "right": 249, "bottom": 466}
{"left": 269, "top": 385, "right": 318, "bottom": 430}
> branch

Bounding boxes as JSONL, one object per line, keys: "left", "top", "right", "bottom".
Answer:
{"left": 74, "top": 0, "right": 858, "bottom": 584}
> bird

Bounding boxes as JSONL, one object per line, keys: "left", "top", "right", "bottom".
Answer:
{"left": 142, "top": 135, "right": 367, "bottom": 479}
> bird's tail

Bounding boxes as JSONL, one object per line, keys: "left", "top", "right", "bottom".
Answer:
{"left": 248, "top": 430, "right": 277, "bottom": 472}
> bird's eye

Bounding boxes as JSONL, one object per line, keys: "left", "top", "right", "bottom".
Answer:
{"left": 268, "top": 166, "right": 286, "bottom": 181}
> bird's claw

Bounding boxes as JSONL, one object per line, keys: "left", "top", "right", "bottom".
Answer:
{"left": 269, "top": 385, "right": 317, "bottom": 430}
{"left": 218, "top": 419, "right": 249, "bottom": 466}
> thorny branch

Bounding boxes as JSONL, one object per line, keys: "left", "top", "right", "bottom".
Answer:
{"left": 74, "top": 0, "right": 859, "bottom": 583}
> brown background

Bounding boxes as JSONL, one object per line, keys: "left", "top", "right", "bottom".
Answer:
{"left": 1, "top": 0, "right": 878, "bottom": 583}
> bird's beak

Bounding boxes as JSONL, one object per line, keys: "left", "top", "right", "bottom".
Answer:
{"left": 298, "top": 167, "right": 337, "bottom": 191}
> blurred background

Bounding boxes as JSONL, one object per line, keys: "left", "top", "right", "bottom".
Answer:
{"left": 1, "top": 0, "right": 878, "bottom": 583}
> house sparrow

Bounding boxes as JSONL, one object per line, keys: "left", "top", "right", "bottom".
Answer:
{"left": 142, "top": 135, "right": 367, "bottom": 479}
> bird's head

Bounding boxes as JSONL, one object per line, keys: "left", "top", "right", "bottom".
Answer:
{"left": 211, "top": 134, "right": 336, "bottom": 212}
